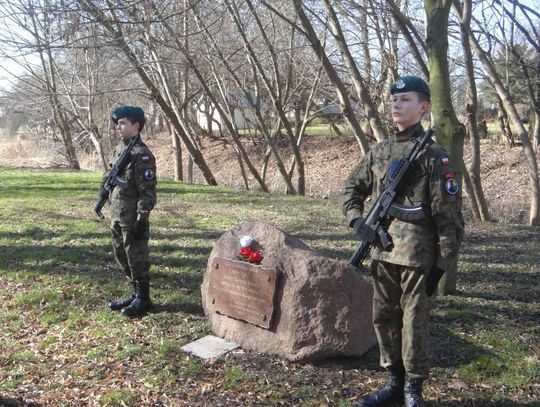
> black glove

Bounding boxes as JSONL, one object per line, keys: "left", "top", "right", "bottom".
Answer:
{"left": 352, "top": 217, "right": 377, "bottom": 242}
{"left": 426, "top": 266, "right": 445, "bottom": 297}
{"left": 132, "top": 219, "right": 148, "bottom": 240}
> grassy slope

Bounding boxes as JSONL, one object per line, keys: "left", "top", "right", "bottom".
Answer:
{"left": 0, "top": 167, "right": 538, "bottom": 406}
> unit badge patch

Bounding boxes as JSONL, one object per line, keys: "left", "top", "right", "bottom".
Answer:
{"left": 143, "top": 168, "right": 155, "bottom": 181}
{"left": 445, "top": 178, "right": 459, "bottom": 195}
{"left": 395, "top": 79, "right": 406, "bottom": 89}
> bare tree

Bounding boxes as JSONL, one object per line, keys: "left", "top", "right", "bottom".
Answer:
{"left": 455, "top": 0, "right": 490, "bottom": 221}
{"left": 223, "top": 0, "right": 305, "bottom": 193}
{"left": 265, "top": 0, "right": 370, "bottom": 154}
{"left": 423, "top": 0, "right": 466, "bottom": 294}
{"left": 321, "top": 0, "right": 387, "bottom": 142}
{"left": 0, "top": 0, "right": 80, "bottom": 169}
{"left": 460, "top": 0, "right": 540, "bottom": 226}
{"left": 492, "top": 0, "right": 540, "bottom": 150}
{"left": 77, "top": 0, "right": 218, "bottom": 185}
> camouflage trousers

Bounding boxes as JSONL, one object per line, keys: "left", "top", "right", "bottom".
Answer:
{"left": 110, "top": 220, "right": 150, "bottom": 282}
{"left": 372, "top": 261, "right": 431, "bottom": 379}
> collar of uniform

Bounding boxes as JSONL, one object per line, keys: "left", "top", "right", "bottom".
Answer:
{"left": 394, "top": 122, "right": 424, "bottom": 142}
{"left": 123, "top": 133, "right": 140, "bottom": 146}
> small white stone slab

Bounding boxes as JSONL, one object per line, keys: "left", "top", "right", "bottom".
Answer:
{"left": 181, "top": 335, "right": 239, "bottom": 360}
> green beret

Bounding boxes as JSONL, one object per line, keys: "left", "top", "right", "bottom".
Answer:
{"left": 111, "top": 105, "right": 145, "bottom": 123}
{"left": 390, "top": 75, "right": 430, "bottom": 97}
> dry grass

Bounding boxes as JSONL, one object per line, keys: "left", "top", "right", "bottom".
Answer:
{"left": 0, "top": 167, "right": 538, "bottom": 406}
{"left": 2, "top": 128, "right": 538, "bottom": 224}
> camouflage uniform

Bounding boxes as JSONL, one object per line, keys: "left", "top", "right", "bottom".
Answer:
{"left": 108, "top": 136, "right": 157, "bottom": 282}
{"left": 342, "top": 122, "right": 464, "bottom": 379}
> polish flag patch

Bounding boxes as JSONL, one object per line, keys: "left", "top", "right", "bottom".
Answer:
{"left": 441, "top": 157, "right": 450, "bottom": 166}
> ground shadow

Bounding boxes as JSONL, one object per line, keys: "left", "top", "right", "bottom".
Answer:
{"left": 149, "top": 299, "right": 203, "bottom": 316}
{"left": 426, "top": 399, "right": 538, "bottom": 406}
{"left": 0, "top": 396, "right": 42, "bottom": 407}
{"left": 311, "top": 346, "right": 380, "bottom": 370}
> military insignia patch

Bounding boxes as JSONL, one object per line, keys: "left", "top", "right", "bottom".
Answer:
{"left": 395, "top": 79, "right": 406, "bottom": 89}
{"left": 143, "top": 168, "right": 155, "bottom": 181}
{"left": 142, "top": 155, "right": 150, "bottom": 162}
{"left": 441, "top": 157, "right": 450, "bottom": 166}
{"left": 445, "top": 178, "right": 459, "bottom": 195}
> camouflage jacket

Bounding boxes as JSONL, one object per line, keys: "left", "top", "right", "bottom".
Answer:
{"left": 341, "top": 123, "right": 464, "bottom": 271}
{"left": 107, "top": 136, "right": 157, "bottom": 224}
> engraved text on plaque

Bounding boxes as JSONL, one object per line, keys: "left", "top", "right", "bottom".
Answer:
{"left": 208, "top": 257, "right": 278, "bottom": 329}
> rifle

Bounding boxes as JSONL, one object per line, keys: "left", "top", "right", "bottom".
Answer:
{"left": 350, "top": 129, "right": 434, "bottom": 269}
{"left": 93, "top": 134, "right": 140, "bottom": 219}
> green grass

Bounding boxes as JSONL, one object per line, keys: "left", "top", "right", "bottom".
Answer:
{"left": 100, "top": 389, "right": 138, "bottom": 406}
{"left": 0, "top": 166, "right": 538, "bottom": 405}
{"left": 236, "top": 123, "right": 356, "bottom": 137}
{"left": 221, "top": 365, "right": 251, "bottom": 390}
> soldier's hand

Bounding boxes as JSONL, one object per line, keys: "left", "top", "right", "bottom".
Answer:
{"left": 352, "top": 217, "right": 376, "bottom": 242}
{"left": 426, "top": 265, "right": 445, "bottom": 297}
{"left": 132, "top": 219, "right": 148, "bottom": 240}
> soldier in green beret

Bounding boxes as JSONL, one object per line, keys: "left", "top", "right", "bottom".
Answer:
{"left": 105, "top": 105, "right": 157, "bottom": 318}
{"left": 342, "top": 76, "right": 464, "bottom": 407}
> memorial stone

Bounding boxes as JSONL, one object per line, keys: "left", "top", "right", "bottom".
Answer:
{"left": 201, "top": 221, "right": 376, "bottom": 362}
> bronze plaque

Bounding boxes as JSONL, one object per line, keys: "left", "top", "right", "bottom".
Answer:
{"left": 207, "top": 257, "right": 279, "bottom": 329}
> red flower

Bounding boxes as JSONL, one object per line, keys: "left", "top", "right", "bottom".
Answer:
{"left": 248, "top": 250, "right": 263, "bottom": 264}
{"left": 239, "top": 246, "right": 252, "bottom": 258}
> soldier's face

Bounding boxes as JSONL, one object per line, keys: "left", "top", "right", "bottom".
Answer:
{"left": 391, "top": 92, "right": 430, "bottom": 131}
{"left": 116, "top": 117, "right": 140, "bottom": 140}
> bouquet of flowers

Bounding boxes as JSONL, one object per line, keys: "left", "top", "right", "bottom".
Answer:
{"left": 238, "top": 235, "right": 263, "bottom": 264}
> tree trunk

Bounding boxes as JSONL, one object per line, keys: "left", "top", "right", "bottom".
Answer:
{"left": 228, "top": 0, "right": 304, "bottom": 194}
{"left": 322, "top": 0, "right": 387, "bottom": 142}
{"left": 518, "top": 52, "right": 540, "bottom": 151}
{"left": 30, "top": 2, "right": 80, "bottom": 170}
{"left": 191, "top": 1, "right": 293, "bottom": 194}
{"left": 464, "top": 9, "right": 540, "bottom": 225}
{"left": 457, "top": 0, "right": 490, "bottom": 221}
{"left": 79, "top": 0, "right": 217, "bottom": 185}
{"left": 462, "top": 167, "right": 481, "bottom": 220}
{"left": 289, "top": 0, "right": 370, "bottom": 155}
{"left": 386, "top": 0, "right": 429, "bottom": 78}
{"left": 497, "top": 96, "right": 514, "bottom": 147}
{"left": 165, "top": 119, "right": 183, "bottom": 182}
{"left": 172, "top": 5, "right": 271, "bottom": 193}
{"left": 424, "top": 0, "right": 466, "bottom": 295}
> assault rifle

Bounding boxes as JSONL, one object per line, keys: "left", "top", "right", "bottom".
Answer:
{"left": 350, "top": 129, "right": 433, "bottom": 269}
{"left": 93, "top": 134, "right": 139, "bottom": 219}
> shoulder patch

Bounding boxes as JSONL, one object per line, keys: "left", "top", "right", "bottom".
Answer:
{"left": 445, "top": 178, "right": 459, "bottom": 195}
{"left": 143, "top": 168, "right": 155, "bottom": 181}
{"left": 142, "top": 155, "right": 150, "bottom": 162}
{"left": 441, "top": 157, "right": 450, "bottom": 166}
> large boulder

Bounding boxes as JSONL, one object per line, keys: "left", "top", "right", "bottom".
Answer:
{"left": 200, "top": 222, "right": 376, "bottom": 362}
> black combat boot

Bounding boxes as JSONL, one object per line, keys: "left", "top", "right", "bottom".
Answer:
{"left": 357, "top": 371, "right": 404, "bottom": 406}
{"left": 121, "top": 280, "right": 152, "bottom": 318}
{"left": 404, "top": 377, "right": 425, "bottom": 407}
{"left": 108, "top": 280, "right": 136, "bottom": 311}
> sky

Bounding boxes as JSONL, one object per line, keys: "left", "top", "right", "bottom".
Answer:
{"left": 0, "top": 0, "right": 537, "bottom": 93}
{"left": 0, "top": 58, "right": 26, "bottom": 92}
